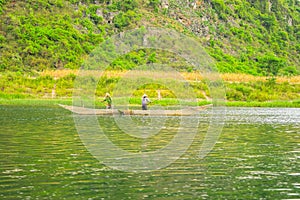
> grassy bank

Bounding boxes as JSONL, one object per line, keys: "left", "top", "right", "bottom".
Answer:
{"left": 1, "top": 98, "right": 299, "bottom": 108}
{"left": 0, "top": 98, "right": 73, "bottom": 106}
{"left": 0, "top": 71, "right": 299, "bottom": 108}
{"left": 0, "top": 98, "right": 211, "bottom": 107}
{"left": 226, "top": 100, "right": 300, "bottom": 108}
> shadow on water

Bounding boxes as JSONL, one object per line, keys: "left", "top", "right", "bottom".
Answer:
{"left": 0, "top": 105, "right": 299, "bottom": 199}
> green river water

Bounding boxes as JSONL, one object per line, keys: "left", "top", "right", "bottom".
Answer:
{"left": 0, "top": 105, "right": 299, "bottom": 199}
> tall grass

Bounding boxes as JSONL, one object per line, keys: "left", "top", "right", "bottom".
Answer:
{"left": 39, "top": 70, "right": 300, "bottom": 84}
{"left": 221, "top": 73, "right": 300, "bottom": 84}
{"left": 1, "top": 70, "right": 300, "bottom": 107}
{"left": 226, "top": 100, "right": 300, "bottom": 108}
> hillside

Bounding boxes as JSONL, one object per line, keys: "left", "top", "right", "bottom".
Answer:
{"left": 0, "top": 0, "right": 299, "bottom": 76}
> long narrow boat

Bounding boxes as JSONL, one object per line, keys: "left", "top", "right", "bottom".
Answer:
{"left": 58, "top": 104, "right": 212, "bottom": 116}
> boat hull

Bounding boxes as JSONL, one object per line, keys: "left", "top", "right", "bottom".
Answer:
{"left": 58, "top": 104, "right": 211, "bottom": 116}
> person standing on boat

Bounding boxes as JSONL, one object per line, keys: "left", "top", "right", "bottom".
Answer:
{"left": 103, "top": 93, "right": 112, "bottom": 109}
{"left": 142, "top": 94, "right": 150, "bottom": 110}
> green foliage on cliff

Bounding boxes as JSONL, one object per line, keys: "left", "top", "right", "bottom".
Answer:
{"left": 163, "top": 0, "right": 300, "bottom": 75}
{"left": 0, "top": 0, "right": 299, "bottom": 75}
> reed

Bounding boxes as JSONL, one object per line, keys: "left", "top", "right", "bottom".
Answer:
{"left": 40, "top": 69, "right": 78, "bottom": 78}
{"left": 221, "top": 73, "right": 300, "bottom": 84}
{"left": 38, "top": 70, "right": 300, "bottom": 84}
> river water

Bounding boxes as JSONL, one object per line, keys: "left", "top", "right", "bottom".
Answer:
{"left": 0, "top": 105, "right": 299, "bottom": 199}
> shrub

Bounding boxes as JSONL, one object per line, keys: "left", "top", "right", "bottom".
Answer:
{"left": 226, "top": 88, "right": 244, "bottom": 101}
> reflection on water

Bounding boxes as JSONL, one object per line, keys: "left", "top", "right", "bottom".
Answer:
{"left": 0, "top": 106, "right": 299, "bottom": 199}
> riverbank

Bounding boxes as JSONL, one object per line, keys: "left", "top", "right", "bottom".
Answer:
{"left": 0, "top": 98, "right": 299, "bottom": 108}
{"left": 1, "top": 70, "right": 299, "bottom": 107}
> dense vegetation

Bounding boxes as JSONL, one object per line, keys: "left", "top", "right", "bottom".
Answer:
{"left": 0, "top": 71, "right": 299, "bottom": 107}
{"left": 0, "top": 0, "right": 299, "bottom": 76}
{"left": 0, "top": 0, "right": 299, "bottom": 106}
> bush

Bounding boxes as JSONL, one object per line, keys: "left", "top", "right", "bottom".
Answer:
{"left": 257, "top": 54, "right": 287, "bottom": 76}
{"left": 279, "top": 66, "right": 299, "bottom": 76}
{"left": 226, "top": 88, "right": 244, "bottom": 101}
{"left": 249, "top": 92, "right": 271, "bottom": 102}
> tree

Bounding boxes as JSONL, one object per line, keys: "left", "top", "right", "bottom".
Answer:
{"left": 258, "top": 54, "right": 286, "bottom": 76}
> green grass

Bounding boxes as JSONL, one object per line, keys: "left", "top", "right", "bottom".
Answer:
{"left": 113, "top": 97, "right": 211, "bottom": 107}
{"left": 0, "top": 98, "right": 211, "bottom": 107}
{"left": 1, "top": 0, "right": 299, "bottom": 75}
{"left": 1, "top": 98, "right": 300, "bottom": 108}
{"left": 1, "top": 71, "right": 299, "bottom": 108}
{"left": 225, "top": 100, "right": 300, "bottom": 108}
{"left": 0, "top": 98, "right": 73, "bottom": 106}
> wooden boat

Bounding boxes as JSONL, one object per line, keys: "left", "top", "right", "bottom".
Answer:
{"left": 59, "top": 104, "right": 212, "bottom": 116}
